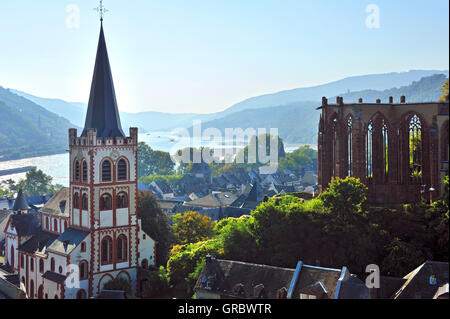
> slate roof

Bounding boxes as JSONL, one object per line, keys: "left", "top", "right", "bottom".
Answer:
{"left": 42, "top": 271, "right": 67, "bottom": 284}
{"left": 152, "top": 180, "right": 173, "bottom": 194}
{"left": 46, "top": 228, "right": 90, "bottom": 256}
{"left": 195, "top": 258, "right": 365, "bottom": 299}
{"left": 40, "top": 187, "right": 70, "bottom": 217}
{"left": 81, "top": 23, "right": 125, "bottom": 138}
{"left": 10, "top": 212, "right": 41, "bottom": 237}
{"left": 394, "top": 261, "right": 449, "bottom": 299}
{"left": 17, "top": 230, "right": 59, "bottom": 255}
{"left": 184, "top": 192, "right": 238, "bottom": 208}
{"left": 12, "top": 190, "right": 30, "bottom": 211}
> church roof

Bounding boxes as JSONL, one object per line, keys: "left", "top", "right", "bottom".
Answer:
{"left": 12, "top": 190, "right": 30, "bottom": 211}
{"left": 81, "top": 23, "right": 125, "bottom": 138}
{"left": 46, "top": 228, "right": 90, "bottom": 256}
{"left": 40, "top": 187, "right": 70, "bottom": 217}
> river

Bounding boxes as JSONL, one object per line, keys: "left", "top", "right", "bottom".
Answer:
{"left": 0, "top": 132, "right": 314, "bottom": 187}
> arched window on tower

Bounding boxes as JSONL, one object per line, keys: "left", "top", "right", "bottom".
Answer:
{"left": 101, "top": 236, "right": 113, "bottom": 265}
{"left": 74, "top": 161, "right": 80, "bottom": 182}
{"left": 382, "top": 119, "right": 389, "bottom": 181}
{"left": 100, "top": 193, "right": 112, "bottom": 210}
{"left": 117, "top": 159, "right": 127, "bottom": 181}
{"left": 73, "top": 193, "right": 80, "bottom": 209}
{"left": 82, "top": 161, "right": 88, "bottom": 183}
{"left": 102, "top": 160, "right": 112, "bottom": 182}
{"left": 366, "top": 121, "right": 374, "bottom": 179}
{"left": 347, "top": 117, "right": 353, "bottom": 177}
{"left": 50, "top": 258, "right": 55, "bottom": 272}
{"left": 116, "top": 192, "right": 128, "bottom": 209}
{"left": 331, "top": 117, "right": 338, "bottom": 177}
{"left": 409, "top": 114, "right": 422, "bottom": 182}
{"left": 116, "top": 235, "right": 128, "bottom": 262}
{"left": 82, "top": 194, "right": 88, "bottom": 210}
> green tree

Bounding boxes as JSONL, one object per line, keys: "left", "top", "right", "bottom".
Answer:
{"left": 138, "top": 191, "right": 173, "bottom": 266}
{"left": 141, "top": 266, "right": 170, "bottom": 298}
{"left": 17, "top": 168, "right": 60, "bottom": 196}
{"left": 138, "top": 142, "right": 175, "bottom": 178}
{"left": 319, "top": 177, "right": 367, "bottom": 222}
{"left": 279, "top": 145, "right": 317, "bottom": 171}
{"left": 172, "top": 211, "right": 215, "bottom": 245}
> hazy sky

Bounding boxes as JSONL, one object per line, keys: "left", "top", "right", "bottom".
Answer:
{"left": 0, "top": 0, "right": 448, "bottom": 114}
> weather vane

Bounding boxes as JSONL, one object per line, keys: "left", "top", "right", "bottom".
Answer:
{"left": 94, "top": 0, "right": 108, "bottom": 22}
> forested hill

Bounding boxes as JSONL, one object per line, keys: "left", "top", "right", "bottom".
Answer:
{"left": 0, "top": 87, "right": 76, "bottom": 161}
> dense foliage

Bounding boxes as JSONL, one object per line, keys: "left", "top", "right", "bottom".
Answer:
{"left": 172, "top": 211, "right": 215, "bottom": 245}
{"left": 103, "top": 277, "right": 132, "bottom": 294}
{"left": 137, "top": 191, "right": 174, "bottom": 266}
{"left": 166, "top": 177, "right": 449, "bottom": 291}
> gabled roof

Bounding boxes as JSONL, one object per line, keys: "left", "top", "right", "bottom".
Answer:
{"left": 18, "top": 230, "right": 59, "bottom": 255}
{"left": 81, "top": 23, "right": 125, "bottom": 138}
{"left": 46, "top": 228, "right": 90, "bottom": 256}
{"left": 40, "top": 187, "right": 70, "bottom": 217}
{"left": 12, "top": 190, "right": 30, "bottom": 211}
{"left": 151, "top": 180, "right": 173, "bottom": 194}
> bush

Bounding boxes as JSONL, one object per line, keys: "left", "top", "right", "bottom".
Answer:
{"left": 103, "top": 277, "right": 132, "bottom": 294}
{"left": 141, "top": 266, "right": 170, "bottom": 298}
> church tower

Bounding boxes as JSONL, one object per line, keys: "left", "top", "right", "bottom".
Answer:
{"left": 68, "top": 21, "right": 139, "bottom": 297}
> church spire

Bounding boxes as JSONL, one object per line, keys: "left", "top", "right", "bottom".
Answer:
{"left": 81, "top": 22, "right": 125, "bottom": 138}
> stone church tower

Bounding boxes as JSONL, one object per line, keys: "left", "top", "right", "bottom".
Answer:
{"left": 68, "top": 21, "right": 139, "bottom": 296}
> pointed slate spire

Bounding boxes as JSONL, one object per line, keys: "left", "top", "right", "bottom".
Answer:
{"left": 81, "top": 22, "right": 125, "bottom": 138}
{"left": 12, "top": 189, "right": 30, "bottom": 212}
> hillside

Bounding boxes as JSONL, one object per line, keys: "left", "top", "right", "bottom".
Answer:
{"left": 0, "top": 87, "right": 75, "bottom": 161}
{"left": 9, "top": 70, "right": 448, "bottom": 134}
{"left": 197, "top": 74, "right": 449, "bottom": 144}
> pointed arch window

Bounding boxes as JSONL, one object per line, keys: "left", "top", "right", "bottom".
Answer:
{"left": 74, "top": 161, "right": 80, "bottom": 182}
{"left": 347, "top": 117, "right": 353, "bottom": 177}
{"left": 100, "top": 193, "right": 112, "bottom": 210}
{"left": 331, "top": 117, "right": 338, "bottom": 177}
{"left": 116, "top": 192, "right": 129, "bottom": 209}
{"left": 101, "top": 236, "right": 113, "bottom": 265}
{"left": 118, "top": 159, "right": 127, "bottom": 181}
{"left": 382, "top": 119, "right": 389, "bottom": 180}
{"left": 82, "top": 161, "right": 88, "bottom": 183}
{"left": 73, "top": 193, "right": 80, "bottom": 209}
{"left": 81, "top": 194, "right": 88, "bottom": 210}
{"left": 366, "top": 121, "right": 374, "bottom": 178}
{"left": 102, "top": 160, "right": 112, "bottom": 182}
{"left": 50, "top": 258, "right": 55, "bottom": 272}
{"left": 116, "top": 235, "right": 128, "bottom": 262}
{"left": 409, "top": 114, "right": 422, "bottom": 181}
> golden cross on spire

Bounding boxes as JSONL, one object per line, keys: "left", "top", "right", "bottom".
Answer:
{"left": 94, "top": 0, "right": 108, "bottom": 22}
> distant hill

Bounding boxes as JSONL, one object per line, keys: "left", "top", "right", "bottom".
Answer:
{"left": 10, "top": 70, "right": 448, "bottom": 133}
{"left": 214, "top": 69, "right": 449, "bottom": 117}
{"left": 0, "top": 87, "right": 76, "bottom": 161}
{"left": 196, "top": 74, "right": 449, "bottom": 144}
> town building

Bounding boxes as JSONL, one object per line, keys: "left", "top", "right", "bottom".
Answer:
{"left": 317, "top": 96, "right": 449, "bottom": 204}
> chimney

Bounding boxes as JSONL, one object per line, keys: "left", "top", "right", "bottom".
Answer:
{"left": 389, "top": 96, "right": 393, "bottom": 104}
{"left": 400, "top": 96, "right": 406, "bottom": 103}
{"left": 376, "top": 99, "right": 381, "bottom": 104}
{"left": 358, "top": 98, "right": 363, "bottom": 103}
{"left": 322, "top": 97, "right": 328, "bottom": 107}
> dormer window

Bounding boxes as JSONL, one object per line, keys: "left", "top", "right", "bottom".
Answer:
{"left": 430, "top": 275, "right": 437, "bottom": 285}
